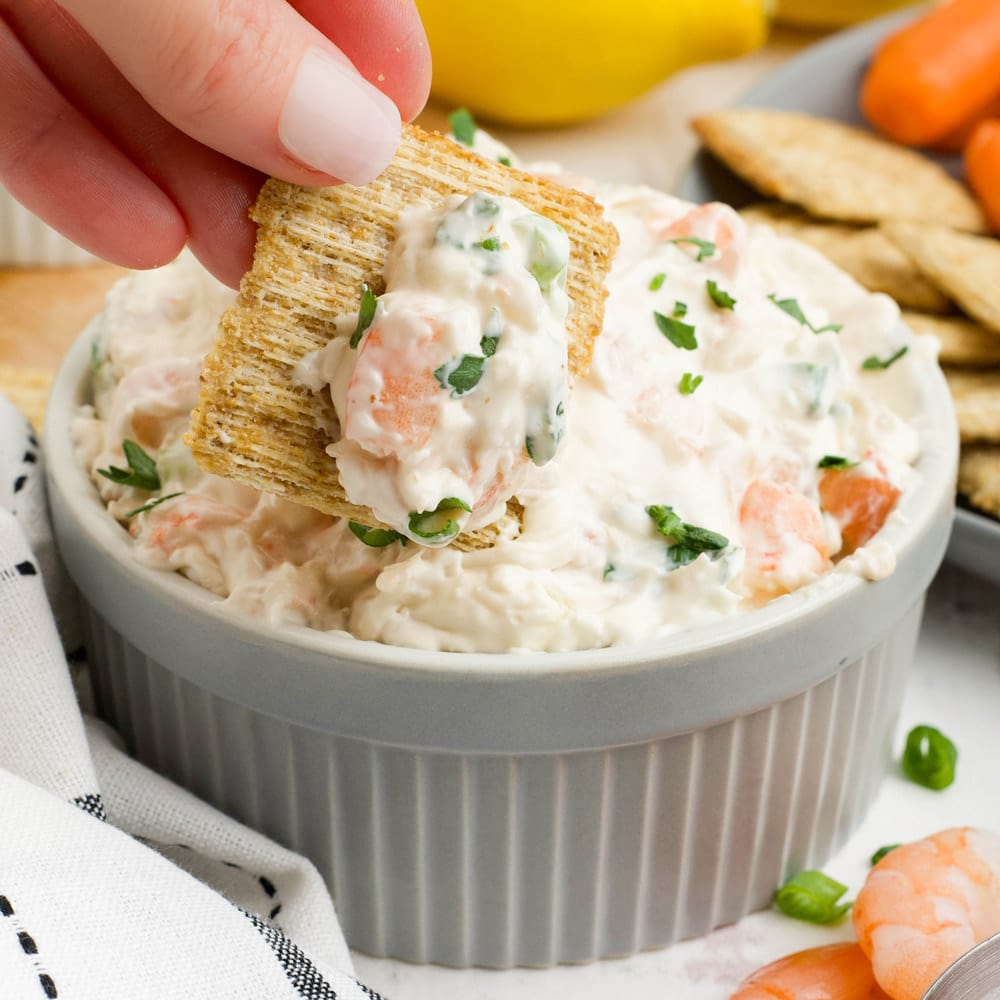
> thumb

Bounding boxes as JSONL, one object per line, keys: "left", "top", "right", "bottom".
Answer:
{"left": 56, "top": 0, "right": 404, "bottom": 186}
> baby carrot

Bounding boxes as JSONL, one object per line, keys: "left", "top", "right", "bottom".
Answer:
{"left": 931, "top": 93, "right": 1000, "bottom": 153}
{"left": 965, "top": 119, "right": 1000, "bottom": 234}
{"left": 860, "top": 0, "right": 1000, "bottom": 147}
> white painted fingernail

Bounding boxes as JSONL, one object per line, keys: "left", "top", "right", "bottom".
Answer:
{"left": 279, "top": 48, "right": 401, "bottom": 185}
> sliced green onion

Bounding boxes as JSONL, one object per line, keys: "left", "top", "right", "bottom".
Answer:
{"left": 648, "top": 272, "right": 666, "bottom": 291}
{"left": 408, "top": 497, "right": 472, "bottom": 543}
{"left": 348, "top": 522, "right": 405, "bottom": 547}
{"left": 678, "top": 372, "right": 703, "bottom": 395}
{"left": 654, "top": 311, "right": 697, "bottom": 350}
{"left": 603, "top": 563, "right": 615, "bottom": 581}
{"left": 706, "top": 279, "right": 736, "bottom": 309}
{"left": 646, "top": 504, "right": 728, "bottom": 567}
{"left": 870, "top": 844, "right": 901, "bottom": 866}
{"left": 98, "top": 439, "right": 161, "bottom": 491}
{"left": 449, "top": 108, "right": 477, "bottom": 147}
{"left": 862, "top": 346, "right": 908, "bottom": 371}
{"left": 901, "top": 724, "right": 957, "bottom": 790}
{"left": 774, "top": 870, "right": 851, "bottom": 924}
{"left": 349, "top": 284, "right": 378, "bottom": 349}
{"left": 668, "top": 236, "right": 716, "bottom": 261}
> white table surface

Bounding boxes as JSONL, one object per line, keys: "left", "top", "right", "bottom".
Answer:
{"left": 354, "top": 30, "right": 1000, "bottom": 1000}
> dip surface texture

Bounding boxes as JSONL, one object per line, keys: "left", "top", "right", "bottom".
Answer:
{"left": 74, "top": 182, "right": 930, "bottom": 653}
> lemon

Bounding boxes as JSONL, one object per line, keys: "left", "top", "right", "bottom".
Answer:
{"left": 775, "top": 0, "right": 917, "bottom": 28}
{"left": 417, "top": 0, "right": 771, "bottom": 127}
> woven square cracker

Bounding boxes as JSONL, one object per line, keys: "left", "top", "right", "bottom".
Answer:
{"left": 694, "top": 109, "right": 986, "bottom": 233}
{"left": 186, "top": 123, "right": 618, "bottom": 549}
{"left": 740, "top": 203, "right": 951, "bottom": 313}
{"left": 882, "top": 223, "right": 1000, "bottom": 335}
{"left": 943, "top": 369, "right": 1000, "bottom": 444}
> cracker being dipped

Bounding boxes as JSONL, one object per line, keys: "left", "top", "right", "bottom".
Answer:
{"left": 186, "top": 123, "right": 618, "bottom": 550}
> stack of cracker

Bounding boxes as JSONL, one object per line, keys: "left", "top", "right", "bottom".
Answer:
{"left": 693, "top": 107, "right": 1000, "bottom": 522}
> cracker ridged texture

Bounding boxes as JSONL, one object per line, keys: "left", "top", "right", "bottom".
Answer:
{"left": 943, "top": 369, "right": 1000, "bottom": 444}
{"left": 882, "top": 223, "right": 1000, "bottom": 335}
{"left": 959, "top": 446, "right": 1000, "bottom": 519}
{"left": 903, "top": 311, "right": 1000, "bottom": 368}
{"left": 186, "top": 123, "right": 618, "bottom": 550}
{"left": 694, "top": 109, "right": 987, "bottom": 233}
{"left": 740, "top": 203, "right": 951, "bottom": 313}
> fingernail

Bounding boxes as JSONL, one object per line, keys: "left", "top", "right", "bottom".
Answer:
{"left": 279, "top": 48, "right": 401, "bottom": 185}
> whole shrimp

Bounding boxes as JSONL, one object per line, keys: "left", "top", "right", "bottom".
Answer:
{"left": 730, "top": 827, "right": 1000, "bottom": 1000}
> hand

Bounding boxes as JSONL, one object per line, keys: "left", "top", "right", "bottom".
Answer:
{"left": 0, "top": 0, "right": 431, "bottom": 286}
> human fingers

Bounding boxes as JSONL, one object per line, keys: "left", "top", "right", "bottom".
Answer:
{"left": 9, "top": 0, "right": 262, "bottom": 286}
{"left": 0, "top": 13, "right": 186, "bottom": 269}
{"left": 289, "top": 0, "right": 431, "bottom": 121}
{"left": 57, "top": 0, "right": 405, "bottom": 187}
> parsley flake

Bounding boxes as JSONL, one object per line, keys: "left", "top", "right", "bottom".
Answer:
{"left": 648, "top": 272, "right": 666, "bottom": 291}
{"left": 349, "top": 522, "right": 406, "bottom": 547}
{"left": 435, "top": 354, "right": 487, "bottom": 396}
{"left": 646, "top": 504, "right": 728, "bottom": 567}
{"left": 349, "top": 284, "right": 378, "bottom": 349}
{"left": 678, "top": 372, "right": 703, "bottom": 395}
{"left": 473, "top": 236, "right": 502, "bottom": 252}
{"left": 498, "top": 155, "right": 512, "bottom": 167}
{"left": 870, "top": 844, "right": 901, "bottom": 866}
{"left": 817, "top": 455, "right": 858, "bottom": 470}
{"left": 706, "top": 279, "right": 736, "bottom": 310}
{"left": 768, "top": 294, "right": 842, "bottom": 335}
{"left": 98, "top": 440, "right": 161, "bottom": 491}
{"left": 862, "top": 346, "right": 908, "bottom": 371}
{"left": 449, "top": 108, "right": 477, "bottom": 147}
{"left": 669, "top": 236, "right": 717, "bottom": 261}
{"left": 126, "top": 492, "right": 184, "bottom": 519}
{"left": 672, "top": 301, "right": 688, "bottom": 318}
{"left": 654, "top": 311, "right": 697, "bottom": 350}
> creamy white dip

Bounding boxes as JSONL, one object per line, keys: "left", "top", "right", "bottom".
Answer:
{"left": 297, "top": 192, "right": 570, "bottom": 545}
{"left": 73, "top": 164, "right": 932, "bottom": 653}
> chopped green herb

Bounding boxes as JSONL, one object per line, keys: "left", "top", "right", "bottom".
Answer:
{"left": 349, "top": 284, "right": 378, "bottom": 349}
{"left": 473, "top": 235, "right": 502, "bottom": 252}
{"left": 654, "top": 311, "right": 698, "bottom": 351}
{"left": 768, "top": 294, "right": 842, "bottom": 335}
{"left": 125, "top": 492, "right": 183, "bottom": 519}
{"left": 603, "top": 563, "right": 615, "bottom": 581}
{"left": 646, "top": 504, "right": 728, "bottom": 567}
{"left": 435, "top": 353, "right": 487, "bottom": 397}
{"left": 409, "top": 497, "right": 472, "bottom": 543}
{"left": 669, "top": 236, "right": 716, "bottom": 261}
{"left": 90, "top": 340, "right": 104, "bottom": 372}
{"left": 497, "top": 155, "right": 512, "bottom": 167}
{"left": 348, "top": 522, "right": 406, "bottom": 547}
{"left": 901, "top": 724, "right": 957, "bottom": 790}
{"left": 817, "top": 455, "right": 858, "bottom": 470}
{"left": 98, "top": 440, "right": 161, "bottom": 491}
{"left": 862, "top": 346, "right": 908, "bottom": 371}
{"left": 706, "top": 279, "right": 736, "bottom": 310}
{"left": 774, "top": 870, "right": 851, "bottom": 924}
{"left": 480, "top": 334, "right": 499, "bottom": 358}
{"left": 556, "top": 401, "right": 564, "bottom": 416}
{"left": 870, "top": 844, "right": 901, "bottom": 867}
{"left": 672, "top": 301, "right": 688, "bottom": 319}
{"left": 678, "top": 372, "right": 703, "bottom": 395}
{"left": 648, "top": 272, "right": 666, "bottom": 292}
{"left": 449, "top": 108, "right": 477, "bottom": 147}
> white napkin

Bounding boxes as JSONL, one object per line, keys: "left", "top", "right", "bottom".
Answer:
{"left": 0, "top": 393, "right": 384, "bottom": 1000}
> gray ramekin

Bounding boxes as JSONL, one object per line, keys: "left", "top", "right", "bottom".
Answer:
{"left": 46, "top": 326, "right": 957, "bottom": 968}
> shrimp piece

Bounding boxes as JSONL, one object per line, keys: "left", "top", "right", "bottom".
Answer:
{"left": 819, "top": 464, "right": 901, "bottom": 557}
{"left": 343, "top": 315, "right": 448, "bottom": 457}
{"left": 740, "top": 479, "right": 831, "bottom": 601}
{"left": 731, "top": 942, "right": 890, "bottom": 1000}
{"left": 853, "top": 827, "right": 1000, "bottom": 1000}
{"left": 653, "top": 201, "right": 742, "bottom": 254}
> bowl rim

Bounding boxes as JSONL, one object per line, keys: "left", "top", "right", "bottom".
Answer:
{"left": 44, "top": 315, "right": 958, "bottom": 750}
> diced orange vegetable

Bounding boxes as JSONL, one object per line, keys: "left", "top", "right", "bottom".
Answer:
{"left": 818, "top": 467, "right": 901, "bottom": 556}
{"left": 965, "top": 118, "right": 1000, "bottom": 234}
{"left": 860, "top": 0, "right": 1000, "bottom": 147}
